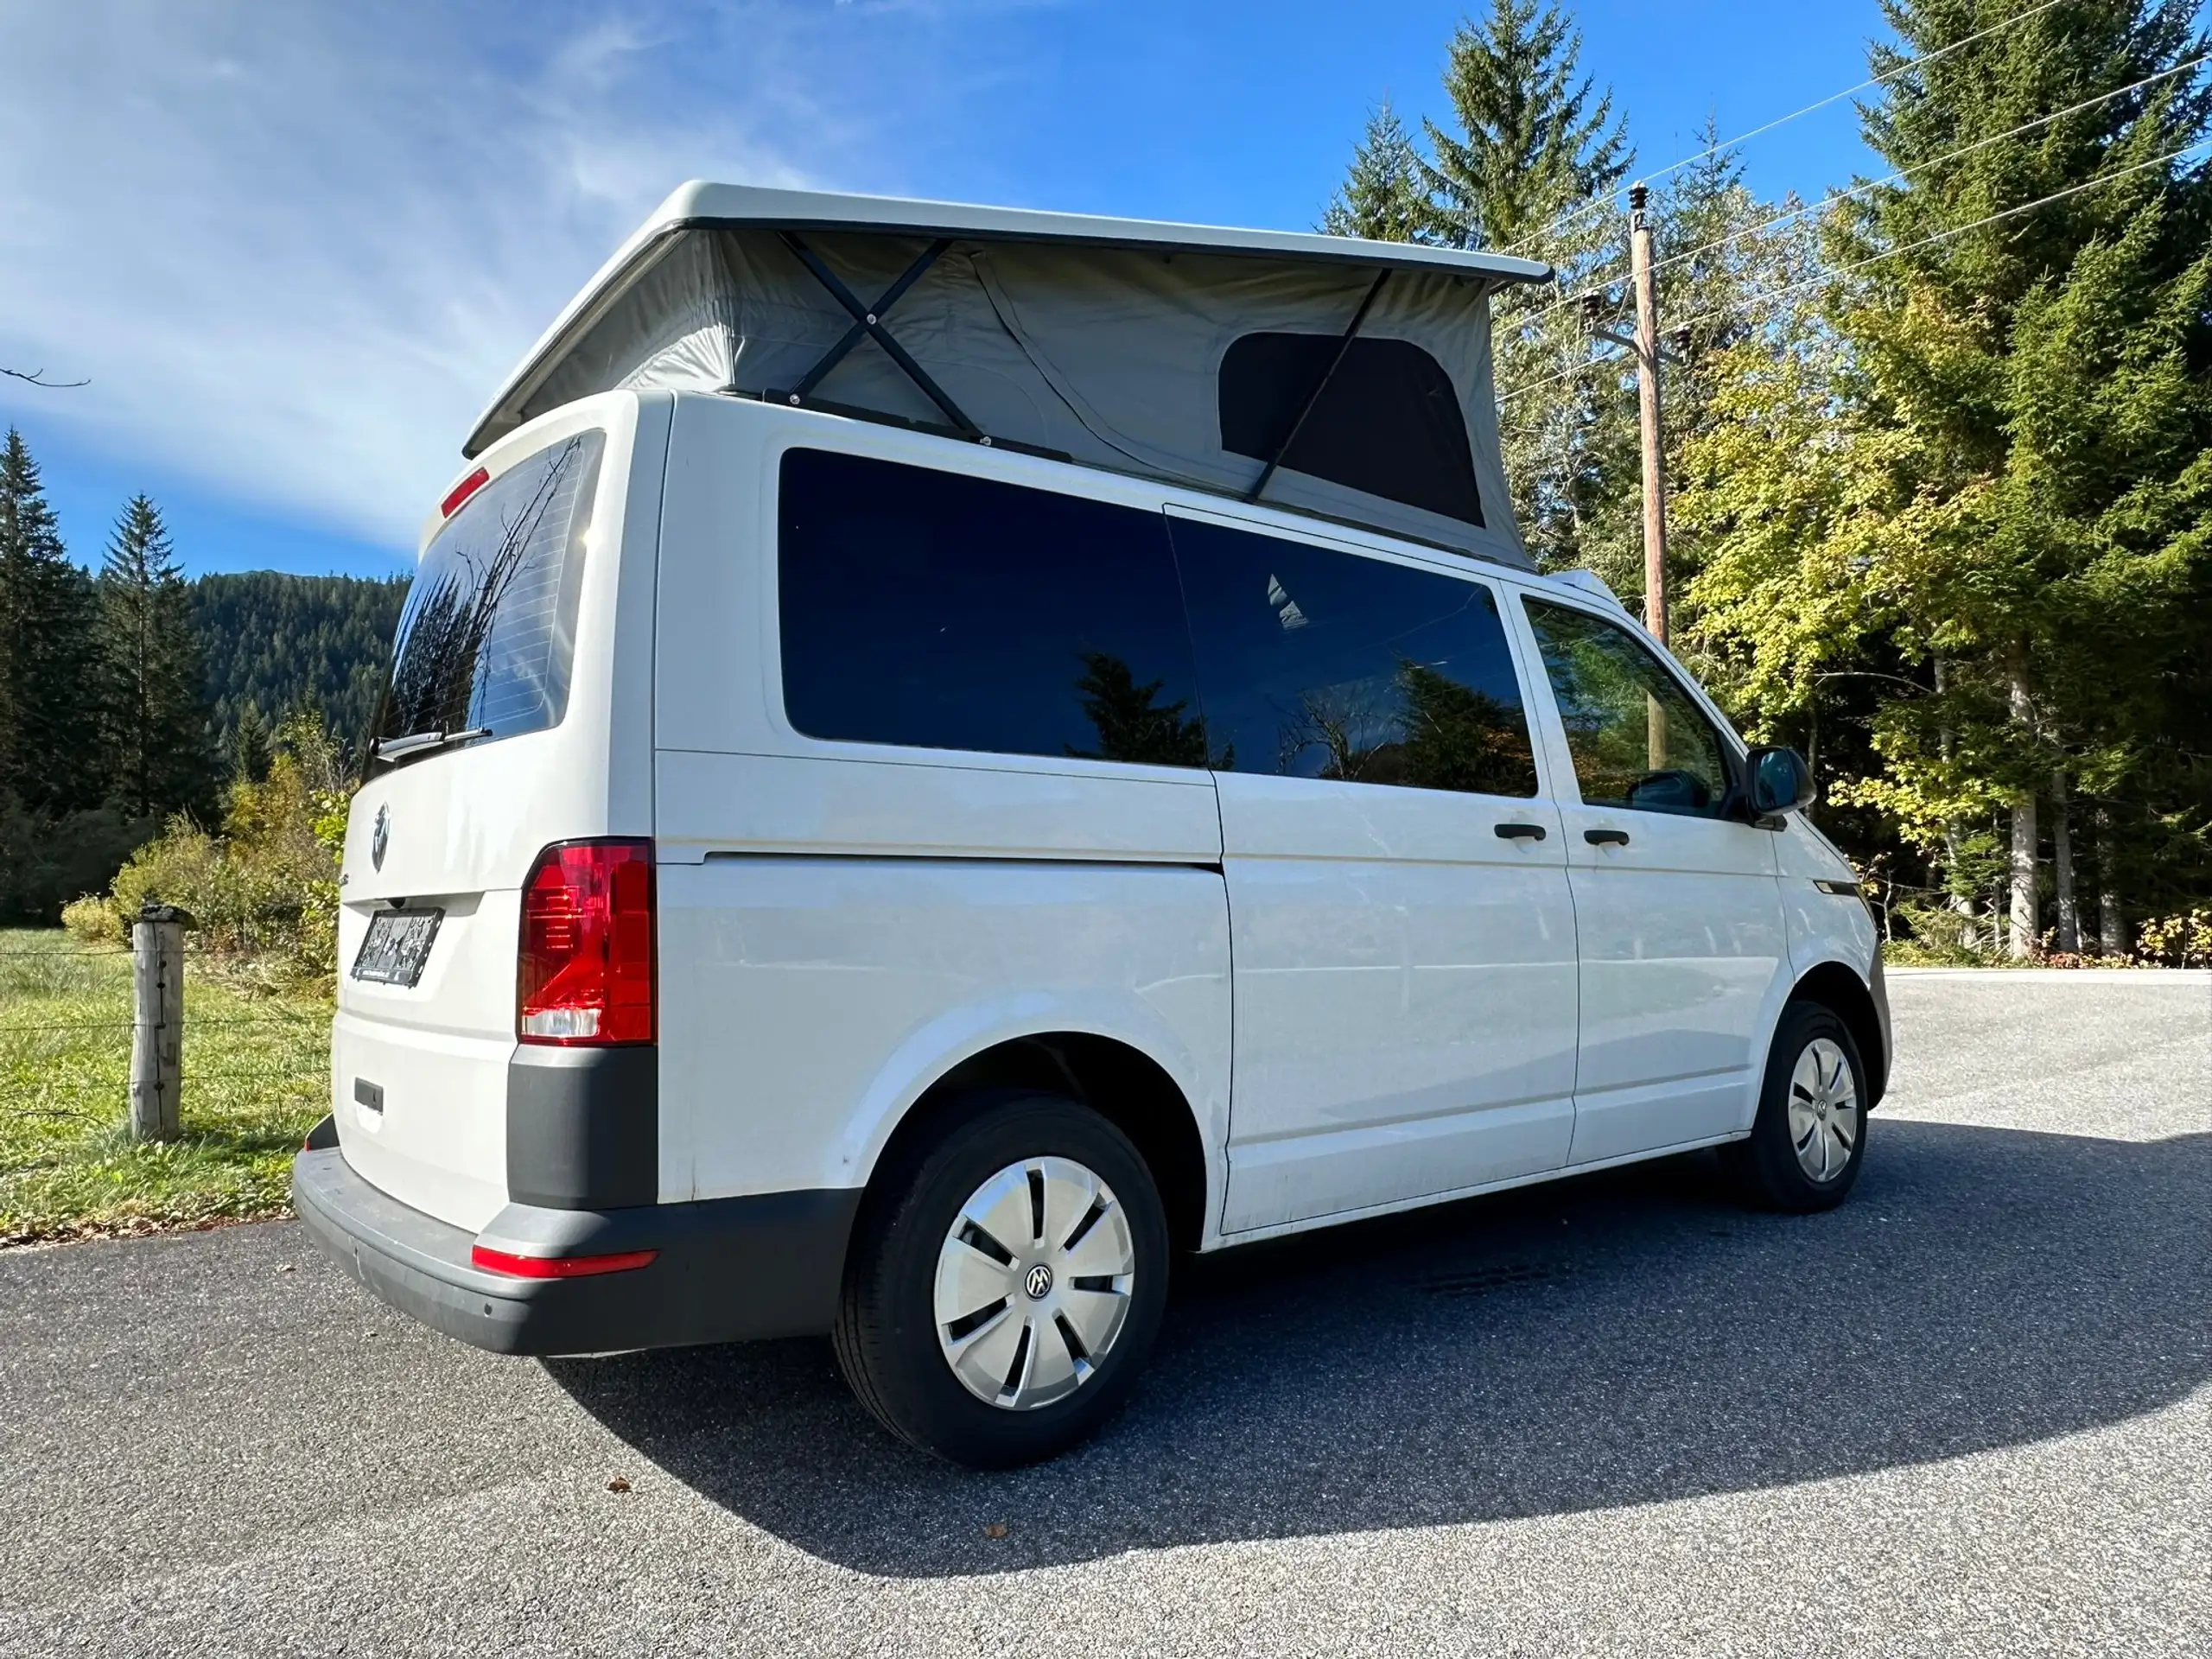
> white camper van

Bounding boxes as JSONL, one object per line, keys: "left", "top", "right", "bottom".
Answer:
{"left": 295, "top": 184, "right": 1887, "bottom": 1468}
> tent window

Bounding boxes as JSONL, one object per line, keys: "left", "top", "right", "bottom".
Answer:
{"left": 1218, "top": 334, "right": 1484, "bottom": 527}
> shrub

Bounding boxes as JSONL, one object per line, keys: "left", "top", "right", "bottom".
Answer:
{"left": 1887, "top": 902, "right": 2007, "bottom": 967}
{"left": 79, "top": 712, "right": 352, "bottom": 988}
{"left": 2136, "top": 909, "right": 2212, "bottom": 969}
{"left": 60, "top": 893, "right": 119, "bottom": 944}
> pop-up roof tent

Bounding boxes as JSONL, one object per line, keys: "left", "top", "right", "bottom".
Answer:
{"left": 467, "top": 183, "right": 1553, "bottom": 570}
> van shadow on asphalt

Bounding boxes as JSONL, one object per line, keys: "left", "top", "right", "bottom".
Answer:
{"left": 545, "top": 1120, "right": 2212, "bottom": 1578}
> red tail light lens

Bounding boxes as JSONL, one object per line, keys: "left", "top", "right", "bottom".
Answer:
{"left": 470, "top": 1244, "right": 658, "bottom": 1278}
{"left": 440, "top": 466, "right": 489, "bottom": 518}
{"left": 518, "top": 839, "right": 655, "bottom": 1045}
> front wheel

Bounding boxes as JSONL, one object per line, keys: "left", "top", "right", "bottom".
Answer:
{"left": 1725, "top": 1001, "right": 1868, "bottom": 1213}
{"left": 831, "top": 1094, "right": 1170, "bottom": 1468}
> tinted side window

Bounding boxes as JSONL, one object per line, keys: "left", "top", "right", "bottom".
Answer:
{"left": 779, "top": 450, "right": 1207, "bottom": 767}
{"left": 1168, "top": 517, "right": 1537, "bottom": 798}
{"left": 1522, "top": 599, "right": 1732, "bottom": 817}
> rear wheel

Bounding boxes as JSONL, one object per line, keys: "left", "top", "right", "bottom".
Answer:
{"left": 832, "top": 1093, "right": 1169, "bottom": 1468}
{"left": 1725, "top": 1000, "right": 1867, "bottom": 1212}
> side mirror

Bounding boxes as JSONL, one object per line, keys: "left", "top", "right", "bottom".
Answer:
{"left": 1744, "top": 746, "right": 1815, "bottom": 818}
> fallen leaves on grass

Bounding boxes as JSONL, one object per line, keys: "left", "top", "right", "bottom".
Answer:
{"left": 0, "top": 1207, "right": 289, "bottom": 1251}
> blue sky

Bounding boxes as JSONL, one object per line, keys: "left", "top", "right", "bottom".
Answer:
{"left": 0, "top": 0, "right": 1890, "bottom": 581}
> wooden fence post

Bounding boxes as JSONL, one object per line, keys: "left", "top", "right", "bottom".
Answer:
{"left": 128, "top": 903, "right": 189, "bottom": 1142}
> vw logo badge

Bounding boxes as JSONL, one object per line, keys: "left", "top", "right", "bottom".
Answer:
{"left": 371, "top": 804, "right": 390, "bottom": 872}
{"left": 1023, "top": 1262, "right": 1054, "bottom": 1301}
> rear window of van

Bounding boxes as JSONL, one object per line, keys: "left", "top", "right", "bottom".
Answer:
{"left": 374, "top": 431, "right": 604, "bottom": 761}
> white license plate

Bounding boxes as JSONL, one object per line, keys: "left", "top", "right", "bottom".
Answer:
{"left": 351, "top": 908, "right": 443, "bottom": 988}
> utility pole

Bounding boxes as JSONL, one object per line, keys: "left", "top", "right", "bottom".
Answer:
{"left": 1629, "top": 182, "right": 1669, "bottom": 645}
{"left": 1580, "top": 182, "right": 1680, "bottom": 646}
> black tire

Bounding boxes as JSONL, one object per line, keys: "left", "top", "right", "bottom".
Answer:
{"left": 831, "top": 1092, "right": 1171, "bottom": 1469}
{"left": 1724, "top": 999, "right": 1869, "bottom": 1213}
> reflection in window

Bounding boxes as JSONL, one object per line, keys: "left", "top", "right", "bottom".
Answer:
{"left": 1070, "top": 652, "right": 1223, "bottom": 768}
{"left": 778, "top": 450, "right": 1208, "bottom": 767}
{"left": 377, "top": 431, "right": 602, "bottom": 752}
{"left": 1522, "top": 599, "right": 1731, "bottom": 816}
{"left": 1170, "top": 518, "right": 1538, "bottom": 799}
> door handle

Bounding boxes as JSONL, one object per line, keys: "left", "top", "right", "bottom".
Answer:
{"left": 1494, "top": 823, "right": 1548, "bottom": 842}
{"left": 1584, "top": 828, "right": 1631, "bottom": 847}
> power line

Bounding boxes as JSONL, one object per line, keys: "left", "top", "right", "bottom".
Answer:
{"left": 1496, "top": 133, "right": 2212, "bottom": 403}
{"left": 1666, "top": 134, "right": 2212, "bottom": 338}
{"left": 1648, "top": 54, "right": 2208, "bottom": 283}
{"left": 1496, "top": 353, "right": 1624, "bottom": 407}
{"left": 1497, "top": 0, "right": 2071, "bottom": 257}
{"left": 1505, "top": 51, "right": 2209, "bottom": 336}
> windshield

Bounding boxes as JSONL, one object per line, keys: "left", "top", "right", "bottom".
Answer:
{"left": 372, "top": 431, "right": 604, "bottom": 767}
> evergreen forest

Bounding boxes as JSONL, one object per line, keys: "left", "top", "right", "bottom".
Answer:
{"left": 0, "top": 426, "right": 404, "bottom": 919}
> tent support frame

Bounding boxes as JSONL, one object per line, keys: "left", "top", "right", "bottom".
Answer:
{"left": 771, "top": 232, "right": 989, "bottom": 442}
{"left": 1244, "top": 269, "right": 1391, "bottom": 505}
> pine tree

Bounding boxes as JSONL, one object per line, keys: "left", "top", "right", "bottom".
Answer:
{"left": 98, "top": 494, "right": 214, "bottom": 822}
{"left": 1420, "top": 0, "right": 1630, "bottom": 251}
{"left": 190, "top": 571, "right": 410, "bottom": 760}
{"left": 231, "top": 701, "right": 273, "bottom": 784}
{"left": 1321, "top": 102, "right": 1438, "bottom": 242}
{"left": 0, "top": 428, "right": 103, "bottom": 816}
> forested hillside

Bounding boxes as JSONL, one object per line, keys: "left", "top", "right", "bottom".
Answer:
{"left": 1, "top": 426, "right": 408, "bottom": 918}
{"left": 192, "top": 572, "right": 408, "bottom": 757}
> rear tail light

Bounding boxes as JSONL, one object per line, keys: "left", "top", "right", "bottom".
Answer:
{"left": 518, "top": 839, "right": 656, "bottom": 1045}
{"left": 470, "top": 1244, "right": 657, "bottom": 1278}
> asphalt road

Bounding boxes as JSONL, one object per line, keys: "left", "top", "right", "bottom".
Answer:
{"left": 2, "top": 970, "right": 2206, "bottom": 1657}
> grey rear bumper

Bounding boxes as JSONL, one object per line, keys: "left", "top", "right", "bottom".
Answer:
{"left": 293, "top": 1147, "right": 861, "bottom": 1357}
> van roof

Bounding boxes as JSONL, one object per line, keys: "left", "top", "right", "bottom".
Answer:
{"left": 467, "top": 183, "right": 1555, "bottom": 569}
{"left": 470, "top": 183, "right": 1552, "bottom": 458}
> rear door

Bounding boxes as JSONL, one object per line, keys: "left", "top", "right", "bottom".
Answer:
{"left": 334, "top": 396, "right": 666, "bottom": 1231}
{"left": 1167, "top": 512, "right": 1580, "bottom": 1236}
{"left": 1512, "top": 594, "right": 1787, "bottom": 1164}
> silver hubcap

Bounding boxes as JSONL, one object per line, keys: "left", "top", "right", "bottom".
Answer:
{"left": 1789, "top": 1037, "right": 1859, "bottom": 1183}
{"left": 933, "top": 1156, "right": 1135, "bottom": 1411}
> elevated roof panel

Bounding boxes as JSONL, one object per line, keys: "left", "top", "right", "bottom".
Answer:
{"left": 466, "top": 181, "right": 1553, "bottom": 460}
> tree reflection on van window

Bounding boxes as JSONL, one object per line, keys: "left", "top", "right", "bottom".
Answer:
{"left": 1522, "top": 598, "right": 1731, "bottom": 816}
{"left": 778, "top": 450, "right": 1207, "bottom": 767}
{"left": 1069, "top": 652, "right": 1228, "bottom": 769}
{"left": 1169, "top": 518, "right": 1539, "bottom": 799}
{"left": 373, "top": 432, "right": 603, "bottom": 762}
{"left": 1269, "top": 661, "right": 1533, "bottom": 794}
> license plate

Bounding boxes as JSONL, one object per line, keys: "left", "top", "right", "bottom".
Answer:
{"left": 352, "top": 908, "right": 443, "bottom": 987}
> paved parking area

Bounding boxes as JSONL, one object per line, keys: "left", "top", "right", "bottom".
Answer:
{"left": 1, "top": 970, "right": 2206, "bottom": 1657}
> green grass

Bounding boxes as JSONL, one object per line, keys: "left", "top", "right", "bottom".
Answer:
{"left": 0, "top": 926, "right": 330, "bottom": 1247}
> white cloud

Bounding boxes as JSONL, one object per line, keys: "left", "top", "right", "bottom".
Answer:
{"left": 0, "top": 2, "right": 875, "bottom": 551}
